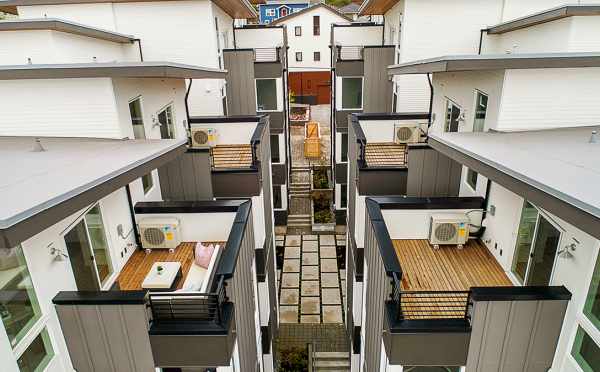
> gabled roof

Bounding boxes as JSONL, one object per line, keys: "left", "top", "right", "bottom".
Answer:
{"left": 387, "top": 52, "right": 600, "bottom": 75}
{"left": 0, "top": 0, "right": 257, "bottom": 18}
{"left": 358, "top": 0, "right": 399, "bottom": 16}
{"left": 429, "top": 126, "right": 600, "bottom": 240}
{"left": 0, "top": 18, "right": 136, "bottom": 43}
{"left": 0, "top": 61, "right": 226, "bottom": 80}
{"left": 0, "top": 136, "right": 187, "bottom": 248}
{"left": 485, "top": 4, "right": 600, "bottom": 35}
{"left": 271, "top": 2, "right": 352, "bottom": 25}
{"left": 339, "top": 3, "right": 360, "bottom": 14}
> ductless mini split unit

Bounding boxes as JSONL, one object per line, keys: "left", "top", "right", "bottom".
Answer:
{"left": 429, "top": 213, "right": 469, "bottom": 250}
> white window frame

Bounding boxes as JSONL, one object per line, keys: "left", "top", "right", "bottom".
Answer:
{"left": 472, "top": 89, "right": 489, "bottom": 133}
{"left": 466, "top": 168, "right": 478, "bottom": 192}
{"left": 273, "top": 184, "right": 286, "bottom": 211}
{"left": 341, "top": 76, "right": 364, "bottom": 110}
{"left": 444, "top": 98, "right": 463, "bottom": 133}
{"left": 295, "top": 26, "right": 302, "bottom": 36}
{"left": 128, "top": 96, "right": 146, "bottom": 140}
{"left": 255, "top": 78, "right": 279, "bottom": 113}
{"left": 156, "top": 102, "right": 177, "bottom": 139}
{"left": 270, "top": 133, "right": 284, "bottom": 165}
{"left": 142, "top": 171, "right": 155, "bottom": 196}
{"left": 265, "top": 8, "right": 275, "bottom": 17}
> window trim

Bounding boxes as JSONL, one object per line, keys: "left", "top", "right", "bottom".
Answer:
{"left": 341, "top": 76, "right": 364, "bottom": 110}
{"left": 128, "top": 96, "right": 146, "bottom": 140}
{"left": 444, "top": 98, "right": 462, "bottom": 133}
{"left": 255, "top": 78, "right": 279, "bottom": 113}
{"left": 270, "top": 134, "right": 283, "bottom": 165}
{"left": 295, "top": 51, "right": 303, "bottom": 62}
{"left": 273, "top": 185, "right": 285, "bottom": 211}
{"left": 156, "top": 102, "right": 176, "bottom": 140}
{"left": 313, "top": 15, "right": 320, "bottom": 36}
{"left": 294, "top": 26, "right": 302, "bottom": 36}
{"left": 339, "top": 183, "right": 348, "bottom": 210}
{"left": 466, "top": 168, "right": 478, "bottom": 191}
{"left": 340, "top": 132, "right": 348, "bottom": 163}
{"left": 472, "top": 90, "right": 489, "bottom": 133}
{"left": 142, "top": 171, "right": 155, "bottom": 196}
{"left": 313, "top": 51, "right": 321, "bottom": 62}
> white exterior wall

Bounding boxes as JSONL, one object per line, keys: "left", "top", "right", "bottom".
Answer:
{"left": 0, "top": 78, "right": 122, "bottom": 138}
{"left": 499, "top": 0, "right": 600, "bottom": 22}
{"left": 235, "top": 27, "right": 285, "bottom": 49}
{"left": 333, "top": 24, "right": 382, "bottom": 46}
{"left": 191, "top": 121, "right": 258, "bottom": 145}
{"left": 483, "top": 16, "right": 600, "bottom": 54}
{"left": 498, "top": 67, "right": 600, "bottom": 131}
{"left": 383, "top": 0, "right": 403, "bottom": 55}
{"left": 0, "top": 30, "right": 135, "bottom": 65}
{"left": 282, "top": 7, "right": 351, "bottom": 70}
{"left": 17, "top": 0, "right": 226, "bottom": 116}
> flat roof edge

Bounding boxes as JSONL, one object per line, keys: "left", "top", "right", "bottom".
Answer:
{"left": 0, "top": 18, "right": 136, "bottom": 42}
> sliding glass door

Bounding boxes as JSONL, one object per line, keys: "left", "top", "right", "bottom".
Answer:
{"left": 64, "top": 205, "right": 113, "bottom": 290}
{"left": 512, "top": 202, "right": 562, "bottom": 285}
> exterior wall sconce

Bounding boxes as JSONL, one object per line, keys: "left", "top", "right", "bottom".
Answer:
{"left": 49, "top": 243, "right": 68, "bottom": 261}
{"left": 558, "top": 238, "right": 580, "bottom": 259}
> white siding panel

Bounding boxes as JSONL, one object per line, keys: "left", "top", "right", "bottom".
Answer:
{"left": 395, "top": 74, "right": 431, "bottom": 113}
{"left": 0, "top": 78, "right": 121, "bottom": 138}
{"left": 500, "top": 0, "right": 600, "bottom": 22}
{"left": 568, "top": 16, "right": 600, "bottom": 52}
{"left": 235, "top": 27, "right": 284, "bottom": 49}
{"left": 17, "top": 3, "right": 118, "bottom": 30}
{"left": 498, "top": 68, "right": 600, "bottom": 131}
{"left": 333, "top": 25, "right": 382, "bottom": 46}
{"left": 0, "top": 30, "right": 55, "bottom": 65}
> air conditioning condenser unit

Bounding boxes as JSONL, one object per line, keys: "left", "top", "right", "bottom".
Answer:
{"left": 138, "top": 217, "right": 182, "bottom": 252}
{"left": 428, "top": 213, "right": 469, "bottom": 249}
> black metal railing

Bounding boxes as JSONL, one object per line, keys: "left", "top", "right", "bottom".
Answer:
{"left": 391, "top": 273, "right": 471, "bottom": 321}
{"left": 148, "top": 276, "right": 228, "bottom": 324}
{"left": 336, "top": 45, "right": 364, "bottom": 61}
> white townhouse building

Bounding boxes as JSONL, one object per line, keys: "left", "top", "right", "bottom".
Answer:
{"left": 0, "top": 0, "right": 257, "bottom": 116}
{"left": 273, "top": 2, "right": 352, "bottom": 71}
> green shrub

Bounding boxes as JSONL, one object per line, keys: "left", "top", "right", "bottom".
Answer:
{"left": 279, "top": 347, "right": 308, "bottom": 372}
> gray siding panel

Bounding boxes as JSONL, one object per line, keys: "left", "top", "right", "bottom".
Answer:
{"left": 467, "top": 298, "right": 569, "bottom": 372}
{"left": 225, "top": 50, "right": 257, "bottom": 115}
{"left": 268, "top": 111, "right": 285, "bottom": 133}
{"left": 254, "top": 62, "right": 283, "bottom": 78}
{"left": 363, "top": 47, "right": 394, "bottom": 113}
{"left": 363, "top": 212, "right": 389, "bottom": 372}
{"left": 336, "top": 110, "right": 361, "bottom": 131}
{"left": 335, "top": 163, "right": 347, "bottom": 184}
{"left": 228, "top": 209, "right": 259, "bottom": 371}
{"left": 55, "top": 304, "right": 154, "bottom": 372}
{"left": 272, "top": 163, "right": 287, "bottom": 185}
{"left": 336, "top": 61, "right": 364, "bottom": 76}
{"left": 407, "top": 146, "right": 461, "bottom": 198}
{"left": 158, "top": 152, "right": 213, "bottom": 201}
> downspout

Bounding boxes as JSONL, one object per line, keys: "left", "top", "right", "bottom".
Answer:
{"left": 330, "top": 23, "right": 336, "bottom": 208}
{"left": 125, "top": 185, "right": 141, "bottom": 248}
{"left": 232, "top": 20, "right": 237, "bottom": 49}
{"left": 134, "top": 39, "right": 144, "bottom": 61}
{"left": 478, "top": 29, "right": 485, "bottom": 55}
{"left": 427, "top": 73, "right": 434, "bottom": 128}
{"left": 381, "top": 16, "right": 385, "bottom": 45}
{"left": 184, "top": 78, "right": 193, "bottom": 135}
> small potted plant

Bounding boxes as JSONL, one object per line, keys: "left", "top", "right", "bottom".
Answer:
{"left": 157, "top": 265, "right": 164, "bottom": 275}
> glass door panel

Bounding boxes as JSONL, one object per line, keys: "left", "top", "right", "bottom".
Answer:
{"left": 512, "top": 202, "right": 539, "bottom": 283}
{"left": 158, "top": 105, "right": 175, "bottom": 139}
{"left": 84, "top": 205, "right": 112, "bottom": 286}
{"left": 526, "top": 215, "right": 561, "bottom": 285}
{"left": 64, "top": 220, "right": 100, "bottom": 291}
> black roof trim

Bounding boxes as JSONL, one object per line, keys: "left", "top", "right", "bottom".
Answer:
{"left": 332, "top": 22, "right": 382, "bottom": 28}
{"left": 134, "top": 200, "right": 247, "bottom": 214}
{"left": 148, "top": 303, "right": 234, "bottom": 336}
{"left": 223, "top": 48, "right": 254, "bottom": 52}
{"left": 363, "top": 45, "right": 395, "bottom": 49}
{"left": 218, "top": 200, "right": 252, "bottom": 279}
{"left": 471, "top": 286, "right": 572, "bottom": 302}
{"left": 235, "top": 24, "right": 285, "bottom": 30}
{"left": 386, "top": 302, "right": 472, "bottom": 333}
{"left": 353, "top": 112, "right": 430, "bottom": 120}
{"left": 189, "top": 115, "right": 264, "bottom": 124}
{"left": 372, "top": 196, "right": 485, "bottom": 210}
{"left": 365, "top": 198, "right": 402, "bottom": 275}
{"left": 53, "top": 290, "right": 147, "bottom": 305}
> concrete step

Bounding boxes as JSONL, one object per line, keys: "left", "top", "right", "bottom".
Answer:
{"left": 314, "top": 352, "right": 348, "bottom": 359}
{"left": 288, "top": 214, "right": 310, "bottom": 219}
{"left": 313, "top": 360, "right": 351, "bottom": 369}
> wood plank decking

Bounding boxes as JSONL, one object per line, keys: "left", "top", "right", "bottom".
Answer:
{"left": 393, "top": 239, "right": 512, "bottom": 291}
{"left": 364, "top": 143, "right": 407, "bottom": 167}
{"left": 117, "top": 242, "right": 224, "bottom": 290}
{"left": 211, "top": 145, "right": 253, "bottom": 169}
{"left": 392, "top": 239, "right": 511, "bottom": 320}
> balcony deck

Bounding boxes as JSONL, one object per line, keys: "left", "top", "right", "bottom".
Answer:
{"left": 117, "top": 242, "right": 224, "bottom": 290}
{"left": 393, "top": 239, "right": 512, "bottom": 292}
{"left": 364, "top": 143, "right": 407, "bottom": 167}
{"left": 211, "top": 144, "right": 253, "bottom": 169}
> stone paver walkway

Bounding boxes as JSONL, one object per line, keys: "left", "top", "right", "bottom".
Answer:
{"left": 276, "top": 233, "right": 346, "bottom": 324}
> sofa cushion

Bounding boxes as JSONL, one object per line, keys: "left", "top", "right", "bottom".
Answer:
{"left": 195, "top": 243, "right": 215, "bottom": 269}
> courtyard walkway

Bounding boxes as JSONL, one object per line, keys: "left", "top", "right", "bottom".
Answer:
{"left": 276, "top": 233, "right": 347, "bottom": 324}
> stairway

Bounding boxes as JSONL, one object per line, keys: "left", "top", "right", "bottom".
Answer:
{"left": 288, "top": 182, "right": 311, "bottom": 197}
{"left": 312, "top": 352, "right": 351, "bottom": 371}
{"left": 287, "top": 166, "right": 313, "bottom": 234}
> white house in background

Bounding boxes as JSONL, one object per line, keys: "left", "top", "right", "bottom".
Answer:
{"left": 273, "top": 2, "right": 351, "bottom": 71}
{"left": 359, "top": 0, "right": 600, "bottom": 113}
{"left": 0, "top": 0, "right": 256, "bottom": 115}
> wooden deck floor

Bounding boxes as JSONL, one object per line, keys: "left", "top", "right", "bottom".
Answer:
{"left": 393, "top": 239, "right": 512, "bottom": 292}
{"left": 364, "top": 143, "right": 407, "bottom": 167}
{"left": 211, "top": 145, "right": 253, "bottom": 169}
{"left": 117, "top": 242, "right": 224, "bottom": 290}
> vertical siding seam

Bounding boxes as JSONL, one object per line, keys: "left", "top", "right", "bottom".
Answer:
{"left": 523, "top": 301, "right": 542, "bottom": 372}
{"left": 476, "top": 302, "right": 492, "bottom": 371}
{"left": 498, "top": 301, "right": 516, "bottom": 372}
{"left": 73, "top": 306, "right": 95, "bottom": 371}
{"left": 119, "top": 306, "right": 138, "bottom": 372}
{"left": 97, "top": 306, "right": 117, "bottom": 372}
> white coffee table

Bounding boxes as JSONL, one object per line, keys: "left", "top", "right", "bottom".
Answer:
{"left": 141, "top": 262, "right": 182, "bottom": 291}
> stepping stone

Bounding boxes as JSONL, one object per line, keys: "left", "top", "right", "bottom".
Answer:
{"left": 302, "top": 240, "right": 318, "bottom": 252}
{"left": 321, "top": 273, "right": 339, "bottom": 288}
{"left": 281, "top": 273, "right": 300, "bottom": 288}
{"left": 280, "top": 306, "right": 298, "bottom": 323}
{"left": 301, "top": 315, "right": 321, "bottom": 324}
{"left": 280, "top": 289, "right": 299, "bottom": 305}
{"left": 337, "top": 240, "right": 346, "bottom": 247}
{"left": 301, "top": 297, "right": 320, "bottom": 315}
{"left": 301, "top": 280, "right": 320, "bottom": 296}
{"left": 302, "top": 252, "right": 319, "bottom": 265}
{"left": 320, "top": 258, "right": 338, "bottom": 273}
{"left": 276, "top": 235, "right": 285, "bottom": 242}
{"left": 303, "top": 234, "right": 318, "bottom": 241}
{"left": 320, "top": 246, "right": 337, "bottom": 259}
{"left": 283, "top": 259, "right": 300, "bottom": 273}
{"left": 284, "top": 246, "right": 300, "bottom": 259}
{"left": 285, "top": 235, "right": 301, "bottom": 246}
{"left": 322, "top": 288, "right": 342, "bottom": 305}
{"left": 320, "top": 235, "right": 336, "bottom": 246}
{"left": 323, "top": 306, "right": 343, "bottom": 323}
{"left": 302, "top": 265, "right": 319, "bottom": 280}
{"left": 336, "top": 234, "right": 346, "bottom": 241}
{"left": 276, "top": 240, "right": 284, "bottom": 247}
{"left": 341, "top": 280, "right": 347, "bottom": 295}
{"left": 339, "top": 269, "right": 346, "bottom": 278}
